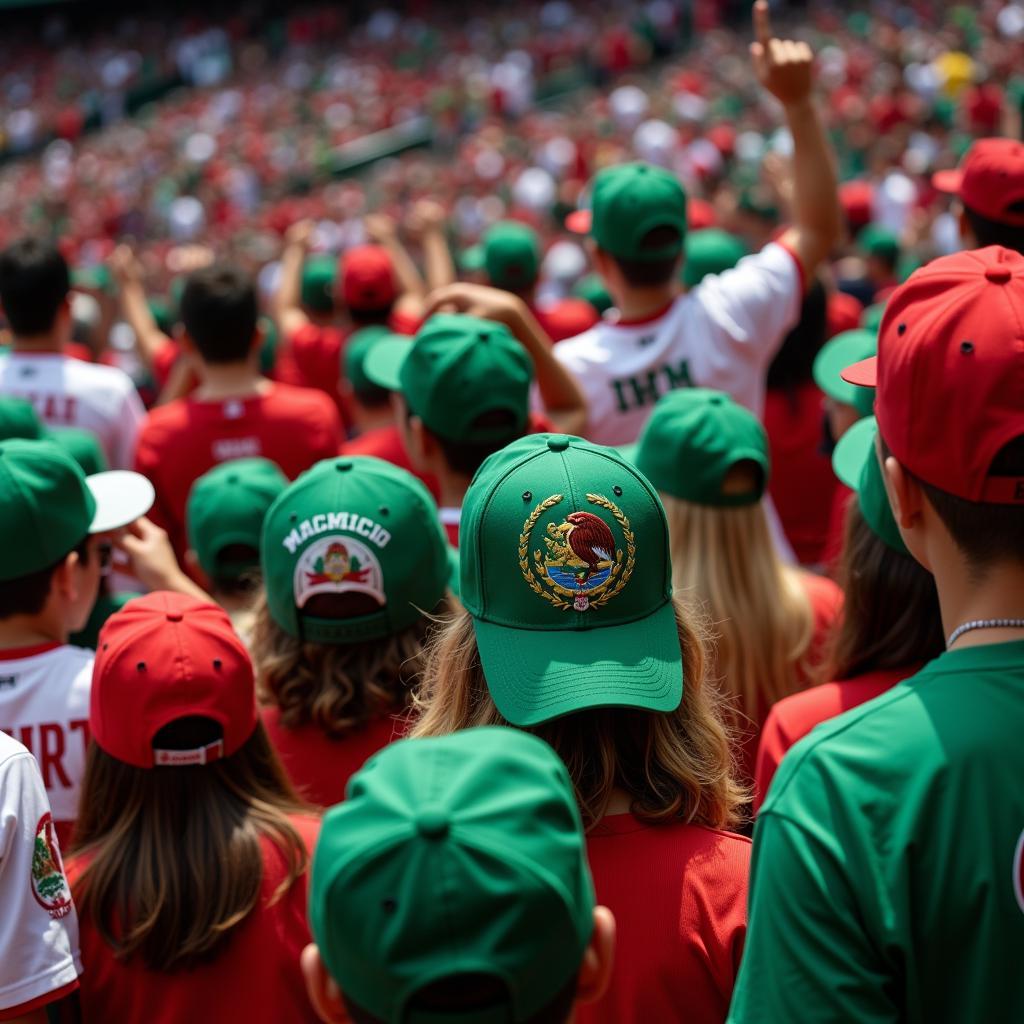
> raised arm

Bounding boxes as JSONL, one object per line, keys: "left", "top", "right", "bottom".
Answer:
{"left": 273, "top": 220, "right": 314, "bottom": 339}
{"left": 407, "top": 200, "right": 456, "bottom": 292}
{"left": 365, "top": 212, "right": 427, "bottom": 301}
{"left": 109, "top": 245, "right": 172, "bottom": 372}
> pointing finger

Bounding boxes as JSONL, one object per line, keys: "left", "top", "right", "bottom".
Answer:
{"left": 753, "top": 0, "right": 771, "bottom": 48}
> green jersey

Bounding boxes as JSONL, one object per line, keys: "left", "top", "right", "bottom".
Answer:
{"left": 729, "top": 640, "right": 1024, "bottom": 1023}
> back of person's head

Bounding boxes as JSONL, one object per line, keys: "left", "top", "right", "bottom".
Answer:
{"left": 624, "top": 389, "right": 816, "bottom": 715}
{"left": 0, "top": 236, "right": 70, "bottom": 336}
{"left": 363, "top": 313, "right": 533, "bottom": 478}
{"left": 830, "top": 417, "right": 944, "bottom": 679}
{"left": 179, "top": 264, "right": 259, "bottom": 365}
{"left": 252, "top": 456, "right": 454, "bottom": 739}
{"left": 483, "top": 220, "right": 541, "bottom": 294}
{"left": 411, "top": 433, "right": 743, "bottom": 829}
{"left": 342, "top": 325, "right": 395, "bottom": 412}
{"left": 341, "top": 246, "right": 398, "bottom": 324}
{"left": 71, "top": 592, "right": 307, "bottom": 972}
{"left": 765, "top": 278, "right": 828, "bottom": 392}
{"left": 303, "top": 728, "right": 613, "bottom": 1024}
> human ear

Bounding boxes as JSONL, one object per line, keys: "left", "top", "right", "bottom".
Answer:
{"left": 882, "top": 453, "right": 931, "bottom": 570}
{"left": 574, "top": 906, "right": 616, "bottom": 1006}
{"left": 54, "top": 551, "right": 81, "bottom": 603}
{"left": 301, "top": 944, "right": 351, "bottom": 1024}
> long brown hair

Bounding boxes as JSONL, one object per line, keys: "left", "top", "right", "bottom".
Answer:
{"left": 411, "top": 598, "right": 746, "bottom": 830}
{"left": 250, "top": 591, "right": 451, "bottom": 737}
{"left": 70, "top": 722, "right": 310, "bottom": 972}
{"left": 831, "top": 501, "right": 944, "bottom": 679}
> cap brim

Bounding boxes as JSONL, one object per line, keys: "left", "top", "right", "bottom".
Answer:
{"left": 616, "top": 443, "right": 639, "bottom": 465}
{"left": 87, "top": 471, "right": 156, "bottom": 533}
{"left": 474, "top": 600, "right": 683, "bottom": 727}
{"left": 565, "top": 209, "right": 592, "bottom": 234}
{"left": 840, "top": 355, "right": 878, "bottom": 387}
{"left": 362, "top": 336, "right": 414, "bottom": 392}
{"left": 831, "top": 415, "right": 877, "bottom": 490}
{"left": 932, "top": 169, "right": 963, "bottom": 195}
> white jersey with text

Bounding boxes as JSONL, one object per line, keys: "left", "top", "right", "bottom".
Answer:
{"left": 0, "top": 731, "right": 81, "bottom": 1015}
{"left": 0, "top": 643, "right": 92, "bottom": 834}
{"left": 553, "top": 242, "right": 803, "bottom": 446}
{"left": 0, "top": 351, "right": 146, "bottom": 468}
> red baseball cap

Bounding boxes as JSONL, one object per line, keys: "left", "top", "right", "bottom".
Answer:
{"left": 839, "top": 181, "right": 874, "bottom": 232}
{"left": 341, "top": 245, "right": 398, "bottom": 311}
{"left": 91, "top": 592, "right": 257, "bottom": 768}
{"left": 842, "top": 246, "right": 1024, "bottom": 504}
{"left": 933, "top": 138, "right": 1024, "bottom": 227}
{"left": 827, "top": 291, "right": 864, "bottom": 339}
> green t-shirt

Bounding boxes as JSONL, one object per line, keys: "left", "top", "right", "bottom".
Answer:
{"left": 729, "top": 640, "right": 1024, "bottom": 1023}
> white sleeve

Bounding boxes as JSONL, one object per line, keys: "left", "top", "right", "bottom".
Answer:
{"left": 691, "top": 241, "right": 804, "bottom": 371}
{"left": 113, "top": 379, "right": 147, "bottom": 470}
{"left": 0, "top": 745, "right": 81, "bottom": 1014}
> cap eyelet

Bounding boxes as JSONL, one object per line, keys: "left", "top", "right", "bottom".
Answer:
{"left": 613, "top": 485, "right": 623, "bottom": 497}
{"left": 381, "top": 898, "right": 398, "bottom": 915}
{"left": 379, "top": 506, "right": 389, "bottom": 516}
{"left": 960, "top": 340, "right": 974, "bottom": 354}
{"left": 213, "top": 659, "right": 222, "bottom": 670}
{"left": 897, "top": 323, "right": 907, "bottom": 336}
{"left": 136, "top": 661, "right": 146, "bottom": 672}
{"left": 522, "top": 491, "right": 533, "bottom": 502}
{"left": 290, "top": 513, "right": 298, "bottom": 523}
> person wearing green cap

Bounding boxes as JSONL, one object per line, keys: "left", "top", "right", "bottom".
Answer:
{"left": 364, "top": 287, "right": 587, "bottom": 545}
{"left": 0, "top": 238, "right": 146, "bottom": 469}
{"left": 301, "top": 728, "right": 616, "bottom": 1024}
{"left": 572, "top": 273, "right": 614, "bottom": 315}
{"left": 813, "top": 327, "right": 876, "bottom": 442}
{"left": 412, "top": 433, "right": 749, "bottom": 1024}
{"left": 479, "top": 220, "right": 598, "bottom": 343}
{"left": 252, "top": 455, "right": 456, "bottom": 808}
{"left": 557, "top": 2, "right": 841, "bottom": 448}
{"left": 754, "top": 416, "right": 944, "bottom": 807}
{"left": 338, "top": 325, "right": 398, "bottom": 439}
{"left": 620, "top": 389, "right": 841, "bottom": 791}
{"left": 185, "top": 457, "right": 288, "bottom": 635}
{"left": 681, "top": 229, "right": 749, "bottom": 289}
{"left": 858, "top": 223, "right": 901, "bottom": 302}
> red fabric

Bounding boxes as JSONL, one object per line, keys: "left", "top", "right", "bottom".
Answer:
{"left": 823, "top": 481, "right": 855, "bottom": 574}
{"left": 0, "top": 641, "right": 61, "bottom": 660}
{"left": 764, "top": 384, "right": 838, "bottom": 566}
{"left": 826, "top": 291, "right": 864, "bottom": 339}
{"left": 0, "top": 977, "right": 79, "bottom": 1021}
{"left": 341, "top": 424, "right": 441, "bottom": 500}
{"left": 839, "top": 181, "right": 874, "bottom": 232}
{"left": 151, "top": 337, "right": 181, "bottom": 391}
{"left": 283, "top": 323, "right": 352, "bottom": 424}
{"left": 341, "top": 246, "right": 397, "bottom": 310}
{"left": 64, "top": 342, "right": 94, "bottom": 364}
{"left": 580, "top": 816, "right": 751, "bottom": 1024}
{"left": 261, "top": 707, "right": 403, "bottom": 808}
{"left": 444, "top": 520, "right": 460, "bottom": 546}
{"left": 67, "top": 815, "right": 321, "bottom": 1024}
{"left": 934, "top": 138, "right": 1024, "bottom": 226}
{"left": 531, "top": 298, "right": 599, "bottom": 343}
{"left": 134, "top": 383, "right": 343, "bottom": 558}
{"left": 753, "top": 665, "right": 917, "bottom": 811}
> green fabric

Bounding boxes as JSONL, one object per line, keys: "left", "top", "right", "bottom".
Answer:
{"left": 572, "top": 274, "right": 613, "bottom": 315}
{"left": 69, "top": 590, "right": 139, "bottom": 650}
{"left": 682, "top": 229, "right": 748, "bottom": 288}
{"left": 147, "top": 297, "right": 176, "bottom": 335}
{"left": 621, "top": 389, "right": 769, "bottom": 506}
{"left": 860, "top": 302, "right": 887, "bottom": 334}
{"left": 459, "top": 245, "right": 486, "bottom": 273}
{"left": 729, "top": 640, "right": 1024, "bottom": 1024}
{"left": 46, "top": 427, "right": 108, "bottom": 476}
{"left": 363, "top": 314, "right": 532, "bottom": 443}
{"left": 261, "top": 455, "right": 451, "bottom": 645}
{"left": 831, "top": 416, "right": 907, "bottom": 555}
{"left": 259, "top": 315, "right": 279, "bottom": 376}
{"left": 71, "top": 264, "right": 112, "bottom": 293}
{"left": 858, "top": 224, "right": 900, "bottom": 266}
{"left": 0, "top": 439, "right": 96, "bottom": 581}
{"left": 588, "top": 162, "right": 687, "bottom": 261}
{"left": 0, "top": 396, "right": 44, "bottom": 440}
{"left": 344, "top": 325, "right": 394, "bottom": 398}
{"left": 302, "top": 255, "right": 338, "bottom": 313}
{"left": 309, "top": 727, "right": 595, "bottom": 1024}
{"left": 187, "top": 457, "right": 288, "bottom": 581}
{"left": 460, "top": 433, "right": 681, "bottom": 727}
{"left": 813, "top": 329, "right": 877, "bottom": 415}
{"left": 483, "top": 221, "right": 540, "bottom": 291}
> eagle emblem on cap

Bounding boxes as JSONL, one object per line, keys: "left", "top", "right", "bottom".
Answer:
{"left": 519, "top": 494, "right": 635, "bottom": 611}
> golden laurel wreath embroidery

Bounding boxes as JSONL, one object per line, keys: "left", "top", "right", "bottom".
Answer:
{"left": 518, "top": 492, "right": 636, "bottom": 612}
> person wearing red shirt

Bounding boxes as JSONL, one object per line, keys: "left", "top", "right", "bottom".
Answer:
{"left": 67, "top": 593, "right": 320, "bottom": 1024}
{"left": 754, "top": 417, "right": 944, "bottom": 809}
{"left": 134, "top": 265, "right": 343, "bottom": 559}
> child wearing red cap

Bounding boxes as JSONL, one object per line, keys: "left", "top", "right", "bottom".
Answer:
{"left": 729, "top": 246, "right": 1024, "bottom": 1022}
{"left": 67, "top": 592, "right": 319, "bottom": 1024}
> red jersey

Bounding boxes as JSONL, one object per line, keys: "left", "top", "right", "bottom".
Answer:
{"left": 532, "top": 298, "right": 600, "bottom": 343}
{"left": 341, "top": 425, "right": 440, "bottom": 500}
{"left": 580, "top": 816, "right": 750, "bottom": 1024}
{"left": 67, "top": 815, "right": 320, "bottom": 1024}
{"left": 262, "top": 707, "right": 403, "bottom": 808}
{"left": 753, "top": 665, "right": 915, "bottom": 811}
{"left": 135, "top": 383, "right": 343, "bottom": 558}
{"left": 763, "top": 384, "right": 838, "bottom": 566}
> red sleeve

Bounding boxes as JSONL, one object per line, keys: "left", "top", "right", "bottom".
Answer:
{"left": 0, "top": 978, "right": 79, "bottom": 1021}
{"left": 768, "top": 231, "right": 807, "bottom": 295}
{"left": 151, "top": 337, "right": 180, "bottom": 390}
{"left": 753, "top": 706, "right": 788, "bottom": 814}
{"left": 388, "top": 308, "right": 423, "bottom": 336}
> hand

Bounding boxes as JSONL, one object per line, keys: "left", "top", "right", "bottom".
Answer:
{"left": 364, "top": 212, "right": 397, "bottom": 244}
{"left": 423, "top": 283, "right": 526, "bottom": 327}
{"left": 750, "top": 0, "right": 814, "bottom": 108}
{"left": 406, "top": 199, "right": 446, "bottom": 238}
{"left": 108, "top": 244, "right": 143, "bottom": 286}
{"left": 284, "top": 219, "right": 315, "bottom": 251}
{"left": 114, "top": 517, "right": 191, "bottom": 593}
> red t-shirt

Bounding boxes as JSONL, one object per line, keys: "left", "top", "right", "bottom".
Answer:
{"left": 822, "top": 481, "right": 855, "bottom": 574}
{"left": 67, "top": 814, "right": 320, "bottom": 1024}
{"left": 763, "top": 384, "right": 838, "bottom": 566}
{"left": 341, "top": 425, "right": 440, "bottom": 499}
{"left": 580, "top": 816, "right": 751, "bottom": 1024}
{"left": 134, "top": 383, "right": 343, "bottom": 558}
{"left": 753, "top": 665, "right": 916, "bottom": 811}
{"left": 283, "top": 323, "right": 352, "bottom": 424}
{"left": 262, "top": 707, "right": 404, "bottom": 809}
{"left": 532, "top": 298, "right": 600, "bottom": 343}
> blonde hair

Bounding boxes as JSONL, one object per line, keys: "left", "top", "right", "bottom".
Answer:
{"left": 250, "top": 591, "right": 450, "bottom": 738}
{"left": 662, "top": 494, "right": 816, "bottom": 725}
{"left": 411, "top": 597, "right": 746, "bottom": 830}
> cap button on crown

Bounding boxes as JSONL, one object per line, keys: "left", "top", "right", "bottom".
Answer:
{"left": 166, "top": 612, "right": 183, "bottom": 623}
{"left": 336, "top": 460, "right": 353, "bottom": 472}
{"left": 547, "top": 436, "right": 571, "bottom": 452}
{"left": 415, "top": 806, "right": 450, "bottom": 840}
{"left": 985, "top": 266, "right": 1012, "bottom": 284}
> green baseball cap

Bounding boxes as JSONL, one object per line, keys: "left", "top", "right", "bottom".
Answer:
{"left": 147, "top": 297, "right": 176, "bottom": 335}
{"left": 343, "top": 325, "right": 394, "bottom": 399}
{"left": 832, "top": 416, "right": 907, "bottom": 555}
{"left": 483, "top": 221, "right": 541, "bottom": 291}
{"left": 572, "top": 274, "right": 613, "bottom": 314}
{"left": 858, "top": 224, "right": 900, "bottom": 266}
{"left": 363, "top": 314, "right": 533, "bottom": 442}
{"left": 459, "top": 245, "right": 486, "bottom": 273}
{"left": 460, "top": 433, "right": 681, "bottom": 727}
{"left": 261, "top": 455, "right": 452, "bottom": 645}
{"left": 187, "top": 458, "right": 288, "bottom": 582}
{"left": 620, "top": 389, "right": 769, "bottom": 507}
{"left": 860, "top": 301, "right": 887, "bottom": 334}
{"left": 568, "top": 162, "right": 687, "bottom": 262}
{"left": 0, "top": 439, "right": 154, "bottom": 582}
{"left": 813, "top": 329, "right": 877, "bottom": 416}
{"left": 682, "top": 229, "right": 748, "bottom": 288}
{"left": 309, "top": 727, "right": 595, "bottom": 1024}
{"left": 0, "top": 397, "right": 44, "bottom": 440}
{"left": 0, "top": 398, "right": 108, "bottom": 474}
{"left": 302, "top": 254, "right": 338, "bottom": 313}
